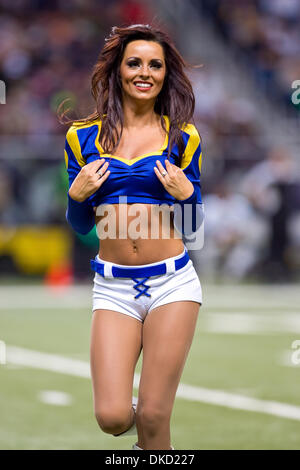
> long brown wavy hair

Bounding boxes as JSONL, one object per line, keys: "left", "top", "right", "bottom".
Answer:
{"left": 58, "top": 23, "right": 201, "bottom": 164}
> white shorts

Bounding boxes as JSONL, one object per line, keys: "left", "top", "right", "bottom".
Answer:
{"left": 92, "top": 247, "right": 202, "bottom": 323}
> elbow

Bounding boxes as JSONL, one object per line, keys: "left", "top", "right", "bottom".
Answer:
{"left": 74, "top": 225, "right": 94, "bottom": 235}
{"left": 65, "top": 210, "right": 94, "bottom": 235}
{"left": 68, "top": 220, "right": 94, "bottom": 235}
{"left": 173, "top": 202, "right": 205, "bottom": 236}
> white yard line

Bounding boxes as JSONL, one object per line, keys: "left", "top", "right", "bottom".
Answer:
{"left": 5, "top": 345, "right": 300, "bottom": 422}
{"left": 37, "top": 390, "right": 73, "bottom": 406}
{"left": 200, "top": 312, "right": 300, "bottom": 334}
{"left": 6, "top": 346, "right": 91, "bottom": 378}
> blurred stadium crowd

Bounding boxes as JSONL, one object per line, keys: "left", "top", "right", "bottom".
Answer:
{"left": 0, "top": 0, "right": 299, "bottom": 283}
{"left": 196, "top": 0, "right": 300, "bottom": 112}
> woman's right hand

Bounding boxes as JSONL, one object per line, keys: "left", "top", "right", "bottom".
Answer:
{"left": 68, "top": 158, "right": 110, "bottom": 202}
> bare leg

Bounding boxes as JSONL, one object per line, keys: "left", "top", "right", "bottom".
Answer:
{"left": 135, "top": 301, "right": 200, "bottom": 450}
{"left": 90, "top": 309, "right": 142, "bottom": 435}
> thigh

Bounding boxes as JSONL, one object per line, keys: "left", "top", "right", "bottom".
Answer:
{"left": 138, "top": 301, "right": 200, "bottom": 413}
{"left": 90, "top": 309, "right": 143, "bottom": 411}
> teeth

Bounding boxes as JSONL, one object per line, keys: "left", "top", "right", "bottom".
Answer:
{"left": 135, "top": 83, "right": 152, "bottom": 88}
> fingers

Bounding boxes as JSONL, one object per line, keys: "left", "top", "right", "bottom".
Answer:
{"left": 164, "top": 159, "right": 176, "bottom": 176}
{"left": 85, "top": 158, "right": 107, "bottom": 173}
{"left": 165, "top": 159, "right": 183, "bottom": 178}
{"left": 154, "top": 160, "right": 168, "bottom": 187}
{"left": 155, "top": 160, "right": 167, "bottom": 176}
{"left": 153, "top": 166, "right": 166, "bottom": 186}
{"left": 154, "top": 159, "right": 179, "bottom": 184}
{"left": 96, "top": 161, "right": 109, "bottom": 177}
{"left": 154, "top": 159, "right": 191, "bottom": 201}
{"left": 94, "top": 159, "right": 110, "bottom": 187}
{"left": 82, "top": 158, "right": 111, "bottom": 189}
{"left": 154, "top": 160, "right": 170, "bottom": 187}
{"left": 84, "top": 158, "right": 110, "bottom": 180}
{"left": 94, "top": 167, "right": 110, "bottom": 188}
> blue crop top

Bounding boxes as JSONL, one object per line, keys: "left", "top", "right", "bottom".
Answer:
{"left": 64, "top": 115, "right": 204, "bottom": 238}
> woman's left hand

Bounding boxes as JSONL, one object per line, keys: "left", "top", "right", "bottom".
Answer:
{"left": 154, "top": 159, "right": 194, "bottom": 200}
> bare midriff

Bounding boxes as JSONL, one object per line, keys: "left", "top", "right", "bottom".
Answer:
{"left": 95, "top": 203, "right": 184, "bottom": 265}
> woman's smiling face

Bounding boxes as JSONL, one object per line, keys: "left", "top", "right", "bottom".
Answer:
{"left": 119, "top": 39, "right": 166, "bottom": 103}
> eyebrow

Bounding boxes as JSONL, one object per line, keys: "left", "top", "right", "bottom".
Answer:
{"left": 127, "top": 56, "right": 164, "bottom": 62}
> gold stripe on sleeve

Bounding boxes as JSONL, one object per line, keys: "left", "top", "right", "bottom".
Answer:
{"left": 64, "top": 149, "right": 68, "bottom": 169}
{"left": 66, "top": 126, "right": 86, "bottom": 167}
{"left": 181, "top": 124, "right": 201, "bottom": 170}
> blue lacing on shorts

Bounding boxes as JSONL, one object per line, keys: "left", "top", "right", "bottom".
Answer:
{"left": 131, "top": 277, "right": 151, "bottom": 299}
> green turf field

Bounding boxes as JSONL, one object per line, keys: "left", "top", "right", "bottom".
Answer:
{"left": 1, "top": 283, "right": 300, "bottom": 449}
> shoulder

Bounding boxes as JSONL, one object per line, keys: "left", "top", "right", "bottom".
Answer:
{"left": 65, "top": 123, "right": 79, "bottom": 142}
{"left": 180, "top": 122, "right": 201, "bottom": 143}
{"left": 66, "top": 118, "right": 102, "bottom": 139}
{"left": 179, "top": 122, "right": 202, "bottom": 171}
{"left": 65, "top": 118, "right": 102, "bottom": 164}
{"left": 65, "top": 124, "right": 84, "bottom": 165}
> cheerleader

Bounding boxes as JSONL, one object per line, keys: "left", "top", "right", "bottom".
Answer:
{"left": 62, "top": 24, "right": 204, "bottom": 450}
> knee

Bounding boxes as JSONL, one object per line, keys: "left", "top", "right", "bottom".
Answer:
{"left": 94, "top": 406, "right": 132, "bottom": 435}
{"left": 136, "top": 404, "right": 169, "bottom": 435}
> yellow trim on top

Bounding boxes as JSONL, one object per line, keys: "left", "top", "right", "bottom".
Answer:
{"left": 94, "top": 120, "right": 104, "bottom": 155}
{"left": 71, "top": 118, "right": 101, "bottom": 128}
{"left": 66, "top": 117, "right": 203, "bottom": 171}
{"left": 66, "top": 125, "right": 86, "bottom": 167}
{"left": 97, "top": 115, "right": 170, "bottom": 166}
{"left": 64, "top": 149, "right": 68, "bottom": 169}
{"left": 198, "top": 151, "right": 203, "bottom": 173}
{"left": 180, "top": 123, "right": 201, "bottom": 171}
